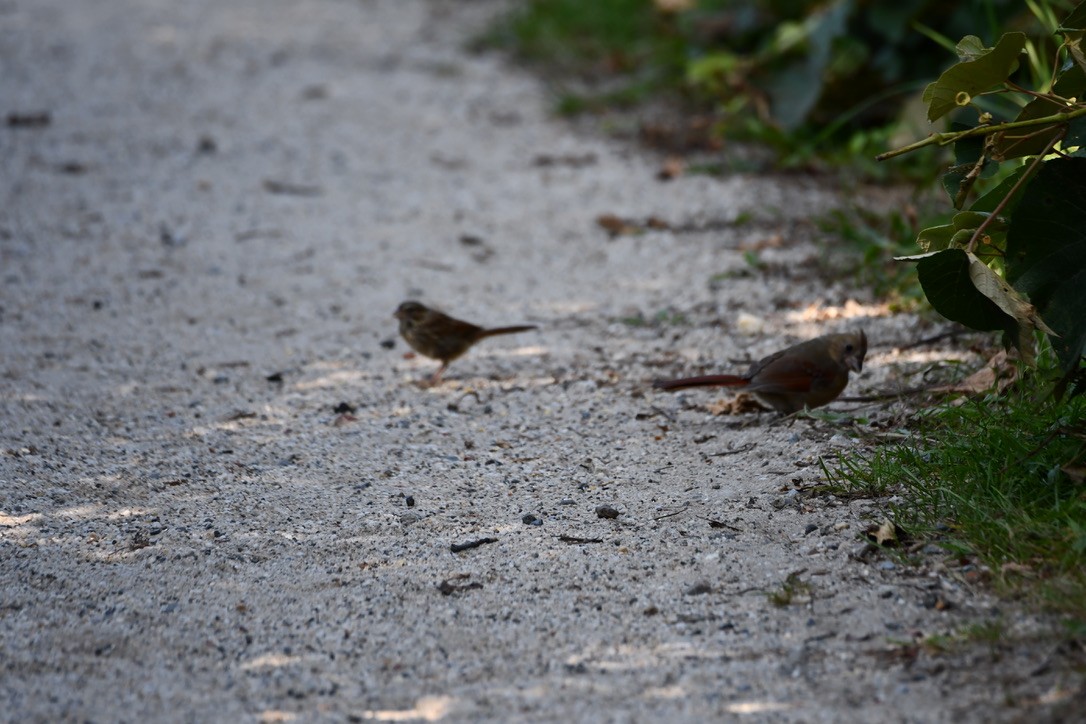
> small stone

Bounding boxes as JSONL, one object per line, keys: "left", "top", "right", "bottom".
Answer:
{"left": 405, "top": 495, "right": 415, "bottom": 508}
{"left": 878, "top": 586, "right": 894, "bottom": 599}
{"left": 804, "top": 523, "right": 818, "bottom": 535}
{"left": 379, "top": 338, "right": 396, "bottom": 349}
{"left": 595, "top": 505, "right": 620, "bottom": 519}
{"left": 922, "top": 593, "right": 954, "bottom": 610}
{"left": 558, "top": 498, "right": 575, "bottom": 506}
{"left": 878, "top": 560, "right": 896, "bottom": 571}
{"left": 685, "top": 582, "right": 712, "bottom": 595}
{"left": 522, "top": 513, "right": 542, "bottom": 526}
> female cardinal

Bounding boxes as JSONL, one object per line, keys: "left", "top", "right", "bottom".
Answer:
{"left": 394, "top": 301, "right": 537, "bottom": 383}
{"left": 654, "top": 331, "right": 867, "bottom": 413}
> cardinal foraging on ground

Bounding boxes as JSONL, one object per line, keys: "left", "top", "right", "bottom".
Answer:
{"left": 654, "top": 331, "right": 867, "bottom": 413}
{"left": 394, "top": 300, "right": 537, "bottom": 384}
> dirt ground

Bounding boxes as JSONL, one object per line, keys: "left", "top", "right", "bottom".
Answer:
{"left": 2, "top": 0, "right": 1083, "bottom": 721}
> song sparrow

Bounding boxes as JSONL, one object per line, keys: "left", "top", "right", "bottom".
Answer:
{"left": 394, "top": 300, "right": 537, "bottom": 383}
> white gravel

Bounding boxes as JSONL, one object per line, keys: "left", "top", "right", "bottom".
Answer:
{"left": 1, "top": 0, "right": 1080, "bottom": 722}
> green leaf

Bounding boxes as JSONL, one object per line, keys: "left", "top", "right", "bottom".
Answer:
{"left": 1063, "top": 3, "right": 1086, "bottom": 73}
{"left": 914, "top": 248, "right": 1018, "bottom": 334}
{"left": 922, "top": 32, "right": 1026, "bottom": 122}
{"left": 1059, "top": 0, "right": 1086, "bottom": 31}
{"left": 970, "top": 165, "right": 1029, "bottom": 214}
{"left": 1006, "top": 158, "right": 1086, "bottom": 372}
{"left": 955, "top": 35, "right": 988, "bottom": 62}
{"left": 910, "top": 248, "right": 1045, "bottom": 360}
{"left": 912, "top": 211, "right": 1004, "bottom": 253}
{"left": 916, "top": 224, "right": 955, "bottom": 253}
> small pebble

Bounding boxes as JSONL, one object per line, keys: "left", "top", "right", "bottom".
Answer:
{"left": 405, "top": 495, "right": 415, "bottom": 507}
{"left": 595, "top": 505, "right": 620, "bottom": 519}
{"left": 878, "top": 560, "right": 896, "bottom": 571}
{"left": 804, "top": 523, "right": 818, "bottom": 535}
{"left": 522, "top": 514, "right": 542, "bottom": 526}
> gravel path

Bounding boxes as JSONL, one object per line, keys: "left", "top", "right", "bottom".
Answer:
{"left": 1, "top": 1, "right": 1079, "bottom": 721}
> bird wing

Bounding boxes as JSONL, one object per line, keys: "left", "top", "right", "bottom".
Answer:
{"left": 745, "top": 354, "right": 829, "bottom": 394}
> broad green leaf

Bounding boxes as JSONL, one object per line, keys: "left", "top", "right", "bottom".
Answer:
{"left": 1064, "top": 2, "right": 1086, "bottom": 73}
{"left": 922, "top": 32, "right": 1026, "bottom": 122}
{"left": 1060, "top": 0, "right": 1086, "bottom": 31}
{"left": 970, "top": 164, "right": 1029, "bottom": 214}
{"left": 916, "top": 224, "right": 955, "bottom": 253}
{"left": 1006, "top": 158, "right": 1086, "bottom": 371}
{"left": 914, "top": 248, "right": 1016, "bottom": 332}
{"left": 913, "top": 211, "right": 1003, "bottom": 253}
{"left": 967, "top": 251, "right": 1055, "bottom": 335}
{"left": 915, "top": 248, "right": 1044, "bottom": 361}
{"left": 955, "top": 35, "right": 988, "bottom": 62}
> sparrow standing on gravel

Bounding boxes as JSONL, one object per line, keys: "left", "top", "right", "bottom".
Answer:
{"left": 394, "top": 300, "right": 537, "bottom": 384}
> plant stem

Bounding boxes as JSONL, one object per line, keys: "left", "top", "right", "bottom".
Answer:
{"left": 876, "top": 105, "right": 1086, "bottom": 161}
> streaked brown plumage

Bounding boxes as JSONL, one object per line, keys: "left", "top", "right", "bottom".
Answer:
{"left": 654, "top": 331, "right": 867, "bottom": 413}
{"left": 394, "top": 300, "right": 536, "bottom": 383}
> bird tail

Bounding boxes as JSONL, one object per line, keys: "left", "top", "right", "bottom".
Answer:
{"left": 478, "top": 325, "right": 537, "bottom": 339}
{"left": 653, "top": 374, "right": 748, "bottom": 391}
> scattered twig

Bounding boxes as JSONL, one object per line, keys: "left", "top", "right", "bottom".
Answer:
{"left": 706, "top": 442, "right": 757, "bottom": 457}
{"left": 438, "top": 576, "right": 483, "bottom": 596}
{"left": 653, "top": 506, "right": 688, "bottom": 521}
{"left": 450, "top": 537, "right": 498, "bottom": 553}
{"left": 262, "top": 179, "right": 323, "bottom": 196}
{"left": 558, "top": 535, "right": 604, "bottom": 544}
{"left": 6, "top": 111, "right": 51, "bottom": 128}
{"left": 705, "top": 518, "right": 742, "bottom": 532}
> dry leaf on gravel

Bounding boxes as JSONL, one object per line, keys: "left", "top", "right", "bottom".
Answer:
{"left": 866, "top": 519, "right": 901, "bottom": 547}
{"left": 932, "top": 350, "right": 1017, "bottom": 396}
{"left": 706, "top": 393, "right": 766, "bottom": 415}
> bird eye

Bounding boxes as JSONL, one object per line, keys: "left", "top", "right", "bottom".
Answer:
{"left": 844, "top": 344, "right": 854, "bottom": 352}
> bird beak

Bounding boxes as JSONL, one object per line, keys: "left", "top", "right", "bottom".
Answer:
{"left": 846, "top": 330, "right": 867, "bottom": 373}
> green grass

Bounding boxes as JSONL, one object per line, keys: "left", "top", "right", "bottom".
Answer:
{"left": 768, "top": 571, "right": 813, "bottom": 607}
{"left": 826, "top": 382, "right": 1086, "bottom": 619}
{"left": 814, "top": 203, "right": 952, "bottom": 311}
{"left": 476, "top": 0, "right": 690, "bottom": 85}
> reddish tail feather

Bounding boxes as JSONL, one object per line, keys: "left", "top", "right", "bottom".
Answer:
{"left": 653, "top": 374, "right": 749, "bottom": 391}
